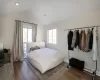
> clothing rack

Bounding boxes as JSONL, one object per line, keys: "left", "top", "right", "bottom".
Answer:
{"left": 64, "top": 25, "right": 100, "bottom": 31}
{"left": 64, "top": 25, "right": 100, "bottom": 80}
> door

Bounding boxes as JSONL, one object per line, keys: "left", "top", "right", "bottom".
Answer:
{"left": 23, "top": 23, "right": 32, "bottom": 58}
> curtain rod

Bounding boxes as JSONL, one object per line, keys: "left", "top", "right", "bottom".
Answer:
{"left": 64, "top": 25, "right": 100, "bottom": 31}
{"left": 15, "top": 20, "right": 38, "bottom": 25}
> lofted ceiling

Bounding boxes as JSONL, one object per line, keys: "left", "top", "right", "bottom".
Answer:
{"left": 0, "top": 0, "right": 100, "bottom": 25}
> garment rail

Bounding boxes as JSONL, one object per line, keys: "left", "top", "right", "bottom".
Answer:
{"left": 64, "top": 25, "right": 100, "bottom": 31}
{"left": 64, "top": 25, "right": 100, "bottom": 80}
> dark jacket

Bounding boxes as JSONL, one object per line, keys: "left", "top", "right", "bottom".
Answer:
{"left": 85, "top": 29, "right": 91, "bottom": 52}
{"left": 75, "top": 30, "right": 80, "bottom": 48}
{"left": 68, "top": 30, "right": 73, "bottom": 50}
{"left": 89, "top": 29, "right": 93, "bottom": 50}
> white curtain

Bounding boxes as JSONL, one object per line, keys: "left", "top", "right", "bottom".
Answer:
{"left": 13, "top": 20, "right": 23, "bottom": 61}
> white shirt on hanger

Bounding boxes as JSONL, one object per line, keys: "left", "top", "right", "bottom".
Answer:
{"left": 93, "top": 27, "right": 98, "bottom": 61}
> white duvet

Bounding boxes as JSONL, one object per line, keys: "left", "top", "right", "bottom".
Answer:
{"left": 27, "top": 48, "right": 64, "bottom": 73}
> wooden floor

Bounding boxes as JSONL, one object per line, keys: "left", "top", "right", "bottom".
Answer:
{"left": 14, "top": 61, "right": 100, "bottom": 80}
{"left": 14, "top": 61, "right": 39, "bottom": 80}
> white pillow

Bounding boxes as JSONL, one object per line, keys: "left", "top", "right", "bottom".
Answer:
{"left": 27, "top": 42, "right": 45, "bottom": 52}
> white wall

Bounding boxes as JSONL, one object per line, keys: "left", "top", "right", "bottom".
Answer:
{"left": 0, "top": 11, "right": 44, "bottom": 51}
{"left": 0, "top": 16, "right": 15, "bottom": 50}
{"left": 44, "top": 10, "right": 100, "bottom": 74}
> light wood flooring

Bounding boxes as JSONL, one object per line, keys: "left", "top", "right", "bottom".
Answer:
{"left": 14, "top": 61, "right": 100, "bottom": 80}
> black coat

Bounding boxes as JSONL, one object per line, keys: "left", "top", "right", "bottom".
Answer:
{"left": 89, "top": 29, "right": 93, "bottom": 50}
{"left": 68, "top": 30, "right": 73, "bottom": 50}
{"left": 75, "top": 30, "right": 80, "bottom": 48}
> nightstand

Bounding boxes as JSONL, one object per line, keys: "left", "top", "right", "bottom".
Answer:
{"left": 0, "top": 50, "right": 4, "bottom": 67}
{"left": 4, "top": 49, "right": 11, "bottom": 63}
{"left": 0, "top": 59, "right": 4, "bottom": 67}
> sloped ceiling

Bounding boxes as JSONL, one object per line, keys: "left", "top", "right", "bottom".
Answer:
{"left": 0, "top": 0, "right": 100, "bottom": 25}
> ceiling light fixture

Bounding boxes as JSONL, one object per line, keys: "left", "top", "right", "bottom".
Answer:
{"left": 16, "top": 2, "right": 19, "bottom": 6}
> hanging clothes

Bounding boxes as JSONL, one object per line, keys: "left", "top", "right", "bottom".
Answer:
{"left": 75, "top": 30, "right": 80, "bottom": 48}
{"left": 79, "top": 30, "right": 83, "bottom": 50}
{"left": 71, "top": 30, "right": 77, "bottom": 48}
{"left": 93, "top": 27, "right": 98, "bottom": 61}
{"left": 80, "top": 30, "right": 86, "bottom": 51}
{"left": 85, "top": 29, "right": 91, "bottom": 52}
{"left": 68, "top": 30, "right": 73, "bottom": 50}
{"left": 89, "top": 28, "right": 93, "bottom": 50}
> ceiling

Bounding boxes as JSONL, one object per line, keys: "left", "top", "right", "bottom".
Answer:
{"left": 0, "top": 0, "right": 100, "bottom": 25}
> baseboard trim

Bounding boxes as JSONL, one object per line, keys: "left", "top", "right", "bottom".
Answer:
{"left": 84, "top": 67, "right": 100, "bottom": 77}
{"left": 64, "top": 60, "right": 100, "bottom": 77}
{"left": 84, "top": 67, "right": 93, "bottom": 73}
{"left": 97, "top": 71, "right": 100, "bottom": 77}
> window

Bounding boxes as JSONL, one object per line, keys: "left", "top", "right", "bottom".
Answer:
{"left": 48, "top": 29, "right": 57, "bottom": 44}
{"left": 23, "top": 24, "right": 33, "bottom": 58}
{"left": 23, "top": 28, "right": 32, "bottom": 54}
{"left": 23, "top": 28, "right": 28, "bottom": 42}
{"left": 28, "top": 29, "right": 32, "bottom": 42}
{"left": 23, "top": 28, "right": 32, "bottom": 43}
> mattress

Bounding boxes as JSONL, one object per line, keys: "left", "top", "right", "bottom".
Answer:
{"left": 27, "top": 48, "right": 64, "bottom": 73}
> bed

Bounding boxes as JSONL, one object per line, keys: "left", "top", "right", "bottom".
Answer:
{"left": 27, "top": 48, "right": 64, "bottom": 73}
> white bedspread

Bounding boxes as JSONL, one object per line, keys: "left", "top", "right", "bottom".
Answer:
{"left": 27, "top": 48, "right": 64, "bottom": 73}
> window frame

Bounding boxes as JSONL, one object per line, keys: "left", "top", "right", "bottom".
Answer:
{"left": 23, "top": 23, "right": 33, "bottom": 57}
{"left": 23, "top": 24, "right": 33, "bottom": 43}
{"left": 47, "top": 29, "right": 57, "bottom": 44}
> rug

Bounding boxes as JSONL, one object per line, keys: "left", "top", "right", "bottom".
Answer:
{"left": 25, "top": 60, "right": 68, "bottom": 80}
